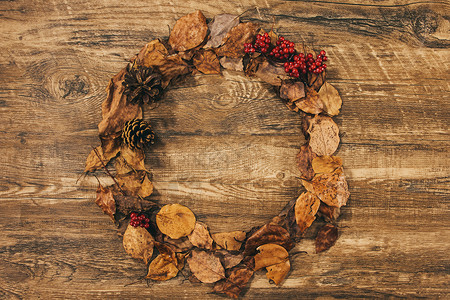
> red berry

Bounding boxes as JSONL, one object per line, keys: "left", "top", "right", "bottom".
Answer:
{"left": 279, "top": 36, "right": 284, "bottom": 41}
{"left": 320, "top": 50, "right": 326, "bottom": 56}
{"left": 289, "top": 48, "right": 294, "bottom": 53}
{"left": 144, "top": 223, "right": 150, "bottom": 228}
{"left": 307, "top": 53, "right": 313, "bottom": 58}
{"left": 323, "top": 56, "right": 328, "bottom": 61}
{"left": 250, "top": 48, "right": 255, "bottom": 53}
{"left": 261, "top": 48, "right": 267, "bottom": 53}
{"left": 264, "top": 32, "right": 268, "bottom": 37}
{"left": 322, "top": 64, "right": 327, "bottom": 68}
{"left": 130, "top": 212, "right": 137, "bottom": 219}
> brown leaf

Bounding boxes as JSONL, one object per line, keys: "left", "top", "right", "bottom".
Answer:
{"left": 302, "top": 167, "right": 350, "bottom": 208}
{"left": 154, "top": 54, "right": 190, "bottom": 88}
{"left": 95, "top": 184, "right": 116, "bottom": 222}
{"left": 254, "top": 59, "right": 290, "bottom": 86}
{"left": 115, "top": 170, "right": 153, "bottom": 198}
{"left": 193, "top": 50, "right": 221, "bottom": 75}
{"left": 118, "top": 145, "right": 147, "bottom": 173}
{"left": 156, "top": 204, "right": 196, "bottom": 239}
{"left": 98, "top": 68, "right": 142, "bottom": 153}
{"left": 254, "top": 244, "right": 289, "bottom": 271}
{"left": 307, "top": 69, "right": 326, "bottom": 91}
{"left": 84, "top": 146, "right": 110, "bottom": 173}
{"left": 318, "top": 82, "right": 342, "bottom": 116}
{"left": 113, "top": 194, "right": 159, "bottom": 218}
{"left": 316, "top": 224, "right": 338, "bottom": 253}
{"left": 318, "top": 201, "right": 341, "bottom": 222}
{"left": 163, "top": 236, "right": 194, "bottom": 252}
{"left": 139, "top": 39, "right": 169, "bottom": 67}
{"left": 280, "top": 80, "right": 305, "bottom": 102}
{"left": 187, "top": 249, "right": 225, "bottom": 283}
{"left": 213, "top": 266, "right": 254, "bottom": 299}
{"left": 123, "top": 224, "right": 154, "bottom": 264}
{"left": 212, "top": 231, "right": 246, "bottom": 251}
{"left": 205, "top": 14, "right": 240, "bottom": 48}
{"left": 268, "top": 30, "right": 278, "bottom": 47}
{"left": 312, "top": 155, "right": 342, "bottom": 174}
{"left": 295, "top": 192, "right": 320, "bottom": 234}
{"left": 295, "top": 86, "right": 324, "bottom": 115}
{"left": 188, "top": 222, "right": 214, "bottom": 250}
{"left": 296, "top": 143, "right": 317, "bottom": 181}
{"left": 216, "top": 22, "right": 260, "bottom": 58}
{"left": 146, "top": 254, "right": 179, "bottom": 281}
{"left": 266, "top": 259, "right": 290, "bottom": 286}
{"left": 169, "top": 10, "right": 208, "bottom": 52}
{"left": 154, "top": 241, "right": 177, "bottom": 264}
{"left": 271, "top": 197, "right": 302, "bottom": 241}
{"left": 244, "top": 224, "right": 293, "bottom": 256}
{"left": 215, "top": 250, "right": 243, "bottom": 269}
{"left": 219, "top": 56, "right": 243, "bottom": 71}
{"left": 307, "top": 115, "right": 340, "bottom": 156}
{"left": 243, "top": 53, "right": 264, "bottom": 76}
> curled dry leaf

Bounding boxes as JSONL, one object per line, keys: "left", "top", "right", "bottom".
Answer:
{"left": 212, "top": 231, "right": 246, "bottom": 251}
{"left": 139, "top": 39, "right": 169, "bottom": 67}
{"left": 215, "top": 250, "right": 243, "bottom": 269}
{"left": 169, "top": 10, "right": 208, "bottom": 52}
{"left": 113, "top": 194, "right": 159, "bottom": 217}
{"left": 296, "top": 143, "right": 317, "bottom": 181}
{"left": 164, "top": 236, "right": 194, "bottom": 252}
{"left": 187, "top": 249, "right": 225, "bottom": 283}
{"left": 295, "top": 192, "right": 321, "bottom": 234}
{"left": 312, "top": 155, "right": 342, "bottom": 174}
{"left": 318, "top": 201, "right": 341, "bottom": 222}
{"left": 116, "top": 170, "right": 153, "bottom": 198}
{"left": 84, "top": 146, "right": 109, "bottom": 173}
{"left": 146, "top": 254, "right": 179, "bottom": 281}
{"left": 295, "top": 86, "right": 324, "bottom": 115}
{"left": 155, "top": 54, "right": 190, "bottom": 89}
{"left": 302, "top": 167, "right": 350, "bottom": 208}
{"left": 219, "top": 57, "right": 243, "bottom": 71}
{"left": 307, "top": 69, "right": 326, "bottom": 91}
{"left": 318, "top": 82, "right": 342, "bottom": 116}
{"left": 243, "top": 53, "right": 264, "bottom": 76}
{"left": 280, "top": 80, "right": 305, "bottom": 102}
{"left": 316, "top": 224, "right": 338, "bottom": 253}
{"left": 266, "top": 259, "right": 290, "bottom": 286}
{"left": 244, "top": 224, "right": 293, "bottom": 256}
{"left": 188, "top": 222, "right": 214, "bottom": 250}
{"left": 213, "top": 266, "right": 254, "bottom": 299}
{"left": 123, "top": 224, "right": 154, "bottom": 264}
{"left": 154, "top": 241, "right": 177, "bottom": 264}
{"left": 205, "top": 14, "right": 240, "bottom": 48}
{"left": 254, "top": 244, "right": 289, "bottom": 271}
{"left": 156, "top": 203, "right": 196, "bottom": 239}
{"left": 216, "top": 22, "right": 260, "bottom": 58}
{"left": 254, "top": 59, "right": 290, "bottom": 86}
{"left": 193, "top": 50, "right": 221, "bottom": 75}
{"left": 95, "top": 184, "right": 116, "bottom": 222}
{"left": 307, "top": 115, "right": 340, "bottom": 156}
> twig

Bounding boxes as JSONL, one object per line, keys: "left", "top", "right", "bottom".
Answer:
{"left": 92, "top": 146, "right": 125, "bottom": 195}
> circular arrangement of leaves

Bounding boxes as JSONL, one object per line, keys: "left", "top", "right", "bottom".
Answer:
{"left": 84, "top": 10, "right": 350, "bottom": 298}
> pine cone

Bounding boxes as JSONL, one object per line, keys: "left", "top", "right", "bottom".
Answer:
{"left": 122, "top": 64, "right": 163, "bottom": 104}
{"left": 122, "top": 119, "right": 155, "bottom": 149}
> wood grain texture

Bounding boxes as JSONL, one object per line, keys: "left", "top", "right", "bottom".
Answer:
{"left": 0, "top": 0, "right": 449, "bottom": 298}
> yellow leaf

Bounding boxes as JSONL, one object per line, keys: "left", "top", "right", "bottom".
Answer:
{"left": 156, "top": 204, "right": 196, "bottom": 239}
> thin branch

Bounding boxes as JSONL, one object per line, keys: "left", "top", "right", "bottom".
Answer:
{"left": 92, "top": 146, "right": 125, "bottom": 195}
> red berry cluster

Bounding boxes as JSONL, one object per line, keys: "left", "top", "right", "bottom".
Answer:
{"left": 130, "top": 212, "right": 150, "bottom": 228}
{"left": 269, "top": 36, "right": 295, "bottom": 59}
{"left": 244, "top": 32, "right": 271, "bottom": 54}
{"left": 283, "top": 50, "right": 328, "bottom": 77}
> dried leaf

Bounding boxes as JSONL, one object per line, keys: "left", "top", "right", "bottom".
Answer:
{"left": 254, "top": 59, "right": 290, "bottom": 86}
{"left": 188, "top": 222, "right": 214, "bottom": 250}
{"left": 296, "top": 143, "right": 317, "bottom": 181}
{"left": 316, "top": 224, "right": 338, "bottom": 253}
{"left": 268, "top": 30, "right": 278, "bottom": 47}
{"left": 154, "top": 241, "right": 177, "bottom": 264}
{"left": 254, "top": 244, "right": 289, "bottom": 271}
{"left": 312, "top": 155, "right": 342, "bottom": 174}
{"left": 215, "top": 250, "right": 243, "bottom": 269}
{"left": 302, "top": 167, "right": 350, "bottom": 208}
{"left": 156, "top": 204, "right": 196, "bottom": 239}
{"left": 113, "top": 194, "right": 159, "bottom": 217}
{"left": 187, "top": 249, "right": 225, "bottom": 283}
{"left": 243, "top": 53, "right": 264, "bottom": 76}
{"left": 308, "top": 69, "right": 326, "bottom": 91}
{"left": 169, "top": 10, "right": 208, "bottom": 51}
{"left": 139, "top": 39, "right": 169, "bottom": 67}
{"left": 99, "top": 132, "right": 122, "bottom": 161}
{"left": 213, "top": 266, "right": 254, "bottom": 299}
{"left": 295, "top": 192, "right": 320, "bottom": 234}
{"left": 212, "top": 231, "right": 246, "bottom": 251}
{"left": 95, "top": 184, "right": 116, "bottom": 222}
{"left": 216, "top": 22, "right": 260, "bottom": 58}
{"left": 318, "top": 201, "right": 340, "bottom": 222}
{"left": 205, "top": 14, "right": 240, "bottom": 48}
{"left": 244, "top": 224, "right": 293, "bottom": 256}
{"left": 307, "top": 115, "right": 340, "bottom": 156}
{"left": 155, "top": 54, "right": 190, "bottom": 88}
{"left": 280, "top": 80, "right": 305, "bottom": 102}
{"left": 193, "top": 50, "right": 221, "bottom": 75}
{"left": 295, "top": 86, "right": 324, "bottom": 115}
{"left": 318, "top": 82, "right": 342, "bottom": 116}
{"left": 219, "top": 56, "right": 243, "bottom": 71}
{"left": 146, "top": 254, "right": 179, "bottom": 281}
{"left": 163, "top": 236, "right": 194, "bottom": 252}
{"left": 266, "top": 259, "right": 290, "bottom": 286}
{"left": 123, "top": 224, "right": 154, "bottom": 264}
{"left": 271, "top": 197, "right": 302, "bottom": 241}
{"left": 117, "top": 145, "right": 147, "bottom": 173}
{"left": 116, "top": 170, "right": 153, "bottom": 198}
{"left": 84, "top": 146, "right": 110, "bottom": 173}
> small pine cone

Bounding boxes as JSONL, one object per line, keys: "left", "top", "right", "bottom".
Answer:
{"left": 122, "top": 64, "right": 163, "bottom": 105}
{"left": 122, "top": 119, "right": 155, "bottom": 149}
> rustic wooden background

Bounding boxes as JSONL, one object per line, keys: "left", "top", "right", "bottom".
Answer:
{"left": 1, "top": 0, "right": 449, "bottom": 298}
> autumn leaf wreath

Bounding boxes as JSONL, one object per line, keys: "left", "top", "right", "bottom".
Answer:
{"left": 83, "top": 10, "right": 349, "bottom": 298}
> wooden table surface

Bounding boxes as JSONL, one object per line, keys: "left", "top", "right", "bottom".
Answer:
{"left": 1, "top": 0, "right": 449, "bottom": 299}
